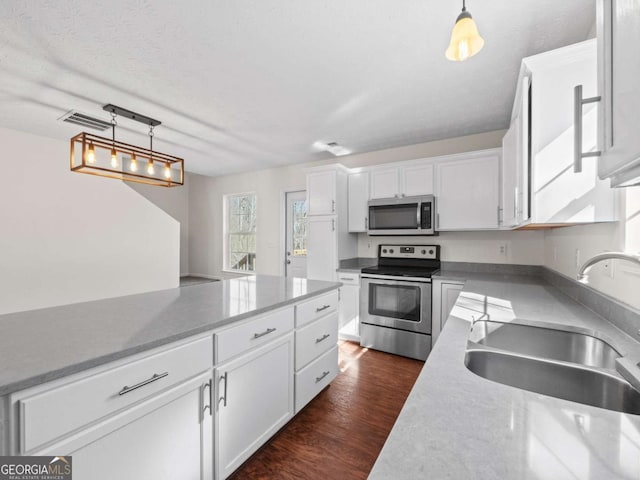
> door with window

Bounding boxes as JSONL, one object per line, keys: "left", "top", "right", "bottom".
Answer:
{"left": 285, "top": 191, "right": 307, "bottom": 277}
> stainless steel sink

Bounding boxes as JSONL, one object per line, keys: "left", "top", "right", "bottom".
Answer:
{"left": 469, "top": 320, "right": 621, "bottom": 369}
{"left": 465, "top": 349, "right": 640, "bottom": 415}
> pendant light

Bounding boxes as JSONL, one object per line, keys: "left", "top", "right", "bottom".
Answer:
{"left": 445, "top": 0, "right": 485, "bottom": 62}
{"left": 69, "top": 104, "right": 184, "bottom": 187}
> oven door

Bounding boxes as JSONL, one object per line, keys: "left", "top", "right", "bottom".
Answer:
{"left": 360, "top": 275, "right": 431, "bottom": 334}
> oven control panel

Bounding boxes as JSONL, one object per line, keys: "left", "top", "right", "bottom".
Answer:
{"left": 378, "top": 245, "right": 439, "bottom": 259}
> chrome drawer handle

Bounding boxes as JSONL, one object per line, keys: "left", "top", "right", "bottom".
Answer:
{"left": 253, "top": 327, "right": 276, "bottom": 339}
{"left": 202, "top": 379, "right": 213, "bottom": 416}
{"left": 315, "top": 333, "right": 331, "bottom": 344}
{"left": 315, "top": 371, "right": 330, "bottom": 383}
{"left": 316, "top": 304, "right": 331, "bottom": 313}
{"left": 119, "top": 372, "right": 168, "bottom": 396}
{"left": 218, "top": 372, "right": 228, "bottom": 407}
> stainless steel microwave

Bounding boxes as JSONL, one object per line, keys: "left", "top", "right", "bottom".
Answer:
{"left": 367, "top": 195, "right": 436, "bottom": 235}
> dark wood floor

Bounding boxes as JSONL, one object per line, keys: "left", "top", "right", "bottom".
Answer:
{"left": 229, "top": 341, "right": 424, "bottom": 480}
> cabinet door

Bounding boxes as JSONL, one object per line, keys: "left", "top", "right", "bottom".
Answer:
{"left": 436, "top": 155, "right": 501, "bottom": 230}
{"left": 597, "top": 0, "right": 640, "bottom": 185}
{"left": 403, "top": 164, "right": 434, "bottom": 196}
{"left": 441, "top": 283, "right": 464, "bottom": 330}
{"left": 502, "top": 124, "right": 518, "bottom": 227}
{"left": 348, "top": 172, "right": 369, "bottom": 232}
{"left": 306, "top": 216, "right": 337, "bottom": 282}
{"left": 338, "top": 284, "right": 359, "bottom": 340}
{"left": 307, "top": 171, "right": 336, "bottom": 215}
{"left": 43, "top": 373, "right": 213, "bottom": 480}
{"left": 215, "top": 334, "right": 294, "bottom": 480}
{"left": 370, "top": 168, "right": 400, "bottom": 199}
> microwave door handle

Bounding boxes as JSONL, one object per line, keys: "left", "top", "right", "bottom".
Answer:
{"left": 417, "top": 204, "right": 421, "bottom": 229}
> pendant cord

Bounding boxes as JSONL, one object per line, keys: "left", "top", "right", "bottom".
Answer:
{"left": 462, "top": 0, "right": 466, "bottom": 12}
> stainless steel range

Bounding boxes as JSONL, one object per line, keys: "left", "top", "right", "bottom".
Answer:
{"left": 360, "top": 244, "right": 440, "bottom": 361}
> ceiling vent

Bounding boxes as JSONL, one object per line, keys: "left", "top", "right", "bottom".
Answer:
{"left": 59, "top": 110, "right": 111, "bottom": 131}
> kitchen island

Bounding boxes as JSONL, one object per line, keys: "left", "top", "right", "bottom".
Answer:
{"left": 0, "top": 275, "right": 341, "bottom": 480}
{"left": 369, "top": 272, "right": 640, "bottom": 480}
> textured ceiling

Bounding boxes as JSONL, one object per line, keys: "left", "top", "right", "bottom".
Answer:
{"left": 0, "top": 1, "right": 594, "bottom": 176}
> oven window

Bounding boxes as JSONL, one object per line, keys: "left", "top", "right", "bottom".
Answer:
{"left": 369, "top": 203, "right": 419, "bottom": 230}
{"left": 369, "top": 283, "right": 421, "bottom": 322}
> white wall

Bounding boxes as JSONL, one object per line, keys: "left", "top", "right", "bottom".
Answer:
{"left": 188, "top": 129, "right": 548, "bottom": 278}
{"left": 129, "top": 177, "right": 190, "bottom": 275}
{"left": 544, "top": 187, "right": 640, "bottom": 310}
{"left": 0, "top": 127, "right": 180, "bottom": 314}
{"left": 358, "top": 231, "right": 544, "bottom": 264}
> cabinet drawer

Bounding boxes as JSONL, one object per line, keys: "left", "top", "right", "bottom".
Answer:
{"left": 296, "top": 291, "right": 339, "bottom": 328}
{"left": 18, "top": 336, "right": 212, "bottom": 454}
{"left": 295, "top": 345, "right": 339, "bottom": 413}
{"left": 216, "top": 307, "right": 294, "bottom": 363}
{"left": 336, "top": 272, "right": 360, "bottom": 286}
{"left": 295, "top": 312, "right": 338, "bottom": 370}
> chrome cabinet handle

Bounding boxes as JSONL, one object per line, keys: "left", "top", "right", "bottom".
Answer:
{"left": 514, "top": 186, "right": 518, "bottom": 220}
{"left": 496, "top": 206, "right": 502, "bottom": 225}
{"left": 331, "top": 200, "right": 335, "bottom": 213}
{"left": 315, "top": 371, "right": 330, "bottom": 383}
{"left": 202, "top": 379, "right": 213, "bottom": 416}
{"left": 315, "top": 333, "right": 331, "bottom": 344}
{"left": 339, "top": 277, "right": 352, "bottom": 281}
{"left": 573, "top": 84, "right": 602, "bottom": 173}
{"left": 316, "top": 304, "right": 331, "bottom": 313}
{"left": 331, "top": 219, "right": 335, "bottom": 231}
{"left": 253, "top": 327, "right": 276, "bottom": 339}
{"left": 119, "top": 372, "right": 168, "bottom": 396}
{"left": 365, "top": 217, "right": 368, "bottom": 230}
{"left": 218, "top": 372, "right": 228, "bottom": 407}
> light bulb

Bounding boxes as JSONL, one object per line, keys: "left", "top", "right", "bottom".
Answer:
{"left": 164, "top": 164, "right": 172, "bottom": 179}
{"left": 147, "top": 159, "right": 155, "bottom": 175}
{"left": 458, "top": 38, "right": 470, "bottom": 61}
{"left": 130, "top": 153, "right": 138, "bottom": 172}
{"left": 110, "top": 149, "right": 119, "bottom": 168}
{"left": 86, "top": 144, "right": 96, "bottom": 164}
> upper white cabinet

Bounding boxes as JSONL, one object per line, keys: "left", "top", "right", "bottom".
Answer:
{"left": 306, "top": 166, "right": 357, "bottom": 282}
{"left": 436, "top": 152, "right": 501, "bottom": 230}
{"left": 504, "top": 39, "right": 617, "bottom": 228}
{"left": 307, "top": 170, "right": 337, "bottom": 215}
{"left": 369, "top": 164, "right": 434, "bottom": 199}
{"left": 348, "top": 172, "right": 369, "bottom": 232}
{"left": 596, "top": 0, "right": 640, "bottom": 187}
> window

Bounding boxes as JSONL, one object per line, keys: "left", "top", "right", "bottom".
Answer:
{"left": 225, "top": 193, "right": 257, "bottom": 272}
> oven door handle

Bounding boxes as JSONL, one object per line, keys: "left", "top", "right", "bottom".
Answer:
{"left": 361, "top": 274, "right": 432, "bottom": 284}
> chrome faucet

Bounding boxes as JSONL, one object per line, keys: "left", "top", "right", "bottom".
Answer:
{"left": 577, "top": 252, "right": 640, "bottom": 283}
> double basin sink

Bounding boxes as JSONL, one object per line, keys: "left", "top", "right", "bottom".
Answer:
{"left": 465, "top": 320, "right": 640, "bottom": 415}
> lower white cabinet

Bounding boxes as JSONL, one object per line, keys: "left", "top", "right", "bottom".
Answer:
{"left": 295, "top": 346, "right": 339, "bottom": 413}
{"left": 432, "top": 280, "right": 465, "bottom": 345}
{"left": 214, "top": 333, "right": 294, "bottom": 480}
{"left": 337, "top": 272, "right": 360, "bottom": 341}
{"left": 30, "top": 371, "right": 213, "bottom": 480}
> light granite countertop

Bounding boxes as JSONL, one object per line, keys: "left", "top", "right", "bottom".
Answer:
{"left": 0, "top": 275, "right": 340, "bottom": 396}
{"left": 369, "top": 272, "right": 640, "bottom": 480}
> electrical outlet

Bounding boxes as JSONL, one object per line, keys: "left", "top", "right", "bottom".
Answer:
{"left": 575, "top": 249, "right": 581, "bottom": 268}
{"left": 602, "top": 258, "right": 614, "bottom": 278}
{"left": 498, "top": 243, "right": 507, "bottom": 257}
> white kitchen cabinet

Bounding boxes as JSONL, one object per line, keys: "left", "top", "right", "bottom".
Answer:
{"left": 436, "top": 153, "right": 501, "bottom": 230}
{"left": 307, "top": 170, "right": 337, "bottom": 215}
{"left": 215, "top": 333, "right": 294, "bottom": 480}
{"left": 431, "top": 279, "right": 464, "bottom": 345}
{"left": 307, "top": 216, "right": 338, "bottom": 281}
{"left": 369, "top": 164, "right": 434, "bottom": 200}
{"left": 596, "top": 0, "right": 640, "bottom": 187}
{"left": 337, "top": 272, "right": 360, "bottom": 341}
{"left": 48, "top": 372, "right": 213, "bottom": 480}
{"left": 501, "top": 77, "right": 530, "bottom": 228}
{"left": 370, "top": 168, "right": 400, "bottom": 199}
{"left": 348, "top": 172, "right": 369, "bottom": 232}
{"left": 504, "top": 40, "right": 617, "bottom": 228}
{"left": 9, "top": 336, "right": 214, "bottom": 479}
{"left": 306, "top": 166, "right": 357, "bottom": 282}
